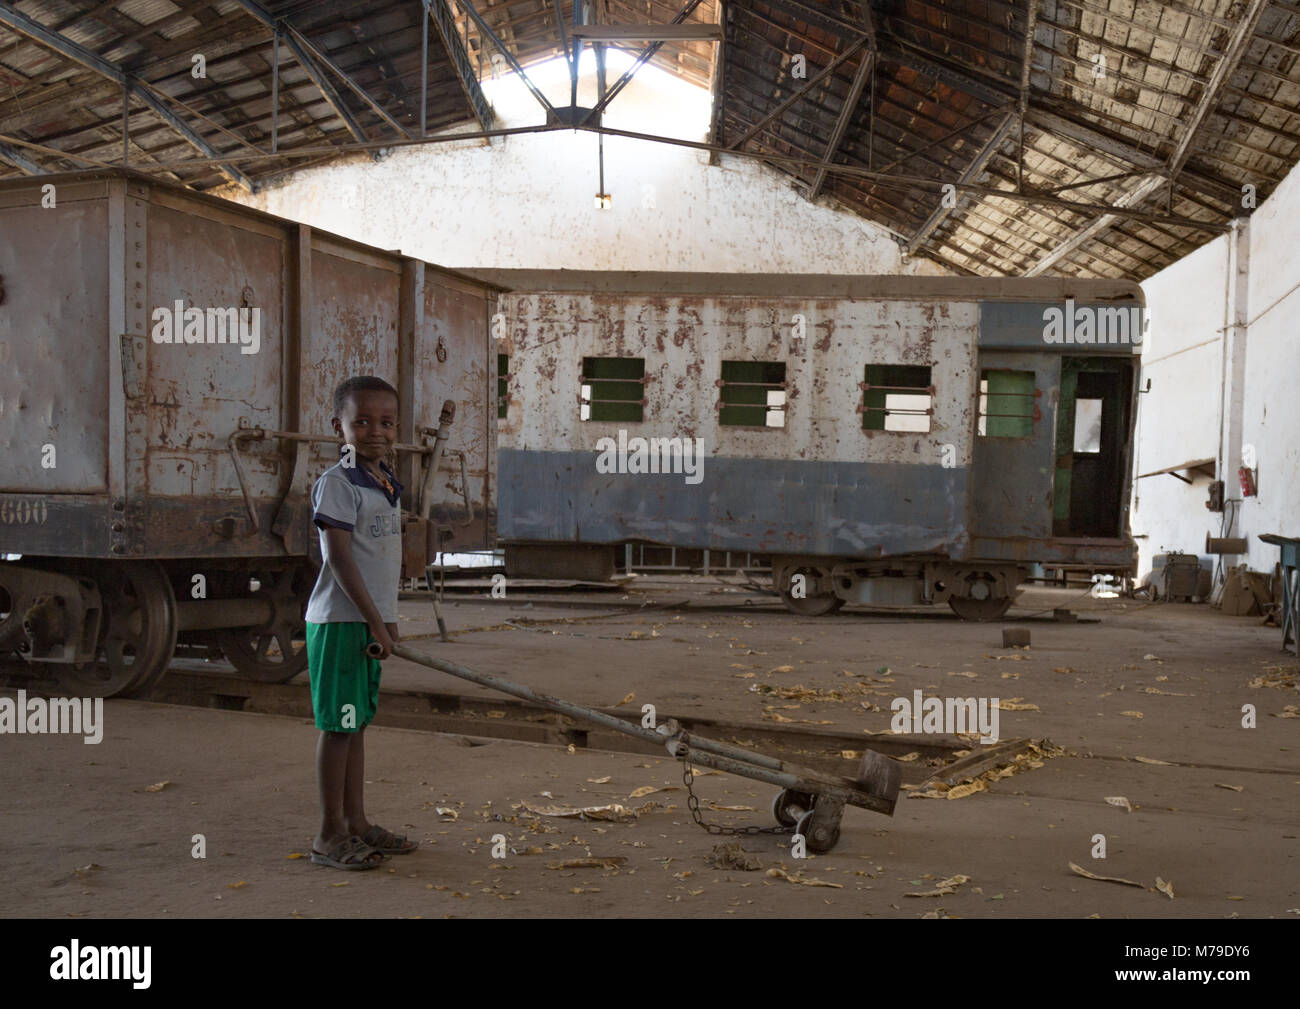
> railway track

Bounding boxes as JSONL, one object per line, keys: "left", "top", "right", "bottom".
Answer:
{"left": 3, "top": 660, "right": 1010, "bottom": 786}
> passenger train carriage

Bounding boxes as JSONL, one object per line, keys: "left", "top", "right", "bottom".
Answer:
{"left": 480, "top": 271, "right": 1144, "bottom": 620}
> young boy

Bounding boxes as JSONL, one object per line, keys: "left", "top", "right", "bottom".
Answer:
{"left": 305, "top": 376, "right": 419, "bottom": 870}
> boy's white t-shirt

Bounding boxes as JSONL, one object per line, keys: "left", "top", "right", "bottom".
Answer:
{"left": 305, "top": 459, "right": 403, "bottom": 623}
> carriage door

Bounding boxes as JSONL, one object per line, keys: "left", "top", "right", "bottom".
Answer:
{"left": 1052, "top": 357, "right": 1134, "bottom": 537}
{"left": 970, "top": 352, "right": 1059, "bottom": 540}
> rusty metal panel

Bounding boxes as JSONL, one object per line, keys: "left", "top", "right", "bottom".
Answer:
{"left": 0, "top": 192, "right": 111, "bottom": 493}
{"left": 969, "top": 350, "right": 1060, "bottom": 541}
{"left": 497, "top": 290, "right": 978, "bottom": 559}
{"left": 499, "top": 293, "right": 979, "bottom": 468}
{"left": 421, "top": 268, "right": 495, "bottom": 550}
{"left": 0, "top": 169, "right": 497, "bottom": 562}
{"left": 296, "top": 236, "right": 402, "bottom": 479}
{"left": 143, "top": 199, "right": 287, "bottom": 502}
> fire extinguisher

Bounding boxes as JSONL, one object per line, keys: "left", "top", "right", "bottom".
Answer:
{"left": 1238, "top": 466, "right": 1257, "bottom": 497}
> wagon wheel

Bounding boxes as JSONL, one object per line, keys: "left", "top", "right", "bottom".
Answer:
{"left": 215, "top": 565, "right": 313, "bottom": 682}
{"left": 771, "top": 788, "right": 815, "bottom": 828}
{"left": 948, "top": 595, "right": 1014, "bottom": 621}
{"left": 56, "top": 561, "right": 177, "bottom": 699}
{"left": 777, "top": 566, "right": 845, "bottom": 616}
{"left": 794, "top": 804, "right": 842, "bottom": 854}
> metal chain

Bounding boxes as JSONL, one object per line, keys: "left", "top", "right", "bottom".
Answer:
{"left": 681, "top": 757, "right": 792, "bottom": 837}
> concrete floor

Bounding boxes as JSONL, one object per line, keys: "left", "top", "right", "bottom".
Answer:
{"left": 2, "top": 580, "right": 1297, "bottom": 918}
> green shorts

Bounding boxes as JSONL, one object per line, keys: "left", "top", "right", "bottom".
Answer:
{"left": 306, "top": 622, "right": 381, "bottom": 732}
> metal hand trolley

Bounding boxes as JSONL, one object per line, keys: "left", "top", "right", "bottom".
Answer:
{"left": 370, "top": 642, "right": 902, "bottom": 852}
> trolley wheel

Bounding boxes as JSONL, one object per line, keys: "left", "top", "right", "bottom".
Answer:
{"left": 215, "top": 566, "right": 312, "bottom": 682}
{"left": 777, "top": 566, "right": 845, "bottom": 616}
{"left": 772, "top": 788, "right": 815, "bottom": 828}
{"left": 56, "top": 561, "right": 177, "bottom": 699}
{"left": 794, "top": 805, "right": 841, "bottom": 854}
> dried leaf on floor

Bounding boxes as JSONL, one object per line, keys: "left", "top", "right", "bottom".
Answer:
{"left": 1155, "top": 877, "right": 1175, "bottom": 900}
{"left": 587, "top": 776, "right": 612, "bottom": 784}
{"left": 628, "top": 785, "right": 677, "bottom": 799}
{"left": 1133, "top": 756, "right": 1171, "bottom": 765}
{"left": 144, "top": 781, "right": 171, "bottom": 792}
{"left": 1105, "top": 796, "right": 1133, "bottom": 813}
{"left": 766, "top": 867, "right": 842, "bottom": 888}
{"left": 547, "top": 857, "right": 627, "bottom": 869}
{"left": 996, "top": 699, "right": 1039, "bottom": 711}
{"left": 905, "top": 873, "right": 970, "bottom": 897}
{"left": 1119, "top": 711, "right": 1144, "bottom": 719}
{"left": 522, "top": 801, "right": 655, "bottom": 823}
{"left": 1214, "top": 783, "right": 1244, "bottom": 791}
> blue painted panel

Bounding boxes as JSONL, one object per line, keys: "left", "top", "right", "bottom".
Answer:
{"left": 499, "top": 449, "right": 970, "bottom": 559}
{"left": 980, "top": 301, "right": 1145, "bottom": 353}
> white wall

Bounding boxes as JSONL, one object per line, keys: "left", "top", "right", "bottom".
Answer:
{"left": 217, "top": 51, "right": 946, "bottom": 277}
{"left": 1135, "top": 163, "right": 1300, "bottom": 578}
{"left": 1132, "top": 237, "right": 1227, "bottom": 576}
{"left": 1239, "top": 163, "right": 1300, "bottom": 572}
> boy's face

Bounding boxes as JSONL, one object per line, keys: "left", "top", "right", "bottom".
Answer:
{"left": 333, "top": 389, "right": 398, "bottom": 464}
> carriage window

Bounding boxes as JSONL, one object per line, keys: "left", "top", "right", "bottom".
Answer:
{"left": 978, "top": 369, "right": 1037, "bottom": 437}
{"left": 1073, "top": 398, "right": 1102, "bottom": 453}
{"left": 497, "top": 354, "right": 509, "bottom": 420}
{"left": 581, "top": 357, "right": 645, "bottom": 422}
{"left": 719, "top": 361, "right": 786, "bottom": 428}
{"left": 862, "top": 365, "right": 933, "bottom": 432}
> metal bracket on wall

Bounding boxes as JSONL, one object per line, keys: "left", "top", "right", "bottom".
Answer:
{"left": 118, "top": 333, "right": 145, "bottom": 399}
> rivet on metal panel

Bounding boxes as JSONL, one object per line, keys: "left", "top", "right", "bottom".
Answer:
{"left": 110, "top": 544, "right": 123, "bottom": 554}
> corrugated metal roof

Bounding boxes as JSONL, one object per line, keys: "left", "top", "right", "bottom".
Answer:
{"left": 2, "top": 0, "right": 1298, "bottom": 278}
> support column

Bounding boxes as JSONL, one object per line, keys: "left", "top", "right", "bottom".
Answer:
{"left": 1218, "top": 216, "right": 1250, "bottom": 543}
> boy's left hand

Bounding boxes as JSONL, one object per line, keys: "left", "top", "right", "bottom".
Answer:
{"left": 386, "top": 622, "right": 400, "bottom": 644}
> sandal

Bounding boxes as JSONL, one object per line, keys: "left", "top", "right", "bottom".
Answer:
{"left": 362, "top": 824, "right": 419, "bottom": 855}
{"left": 310, "top": 834, "right": 388, "bottom": 871}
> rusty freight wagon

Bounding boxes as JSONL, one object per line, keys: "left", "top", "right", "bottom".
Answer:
{"left": 481, "top": 271, "right": 1144, "bottom": 620}
{"left": 0, "top": 170, "right": 499, "bottom": 697}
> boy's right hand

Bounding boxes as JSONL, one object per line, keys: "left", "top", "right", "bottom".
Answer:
{"left": 368, "top": 625, "right": 396, "bottom": 660}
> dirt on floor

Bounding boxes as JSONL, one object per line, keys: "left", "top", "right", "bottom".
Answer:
{"left": 1, "top": 581, "right": 1297, "bottom": 918}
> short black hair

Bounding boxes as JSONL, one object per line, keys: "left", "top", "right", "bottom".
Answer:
{"left": 333, "top": 376, "right": 398, "bottom": 417}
